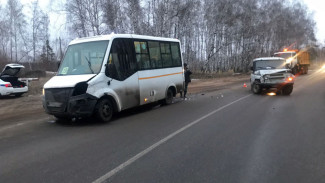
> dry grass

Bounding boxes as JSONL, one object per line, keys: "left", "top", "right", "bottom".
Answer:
{"left": 191, "top": 70, "right": 246, "bottom": 79}
{"left": 27, "top": 77, "right": 52, "bottom": 95}
{"left": 23, "top": 72, "right": 56, "bottom": 95}
{"left": 188, "top": 74, "right": 249, "bottom": 94}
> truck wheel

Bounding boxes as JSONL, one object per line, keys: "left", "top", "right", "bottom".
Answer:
{"left": 304, "top": 66, "right": 308, "bottom": 74}
{"left": 282, "top": 85, "right": 293, "bottom": 95}
{"left": 301, "top": 67, "right": 304, "bottom": 74}
{"left": 161, "top": 88, "right": 174, "bottom": 105}
{"left": 251, "top": 82, "right": 261, "bottom": 94}
{"left": 95, "top": 98, "right": 114, "bottom": 122}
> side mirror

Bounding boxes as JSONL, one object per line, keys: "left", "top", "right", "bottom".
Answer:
{"left": 57, "top": 62, "right": 61, "bottom": 69}
{"left": 250, "top": 66, "right": 254, "bottom": 71}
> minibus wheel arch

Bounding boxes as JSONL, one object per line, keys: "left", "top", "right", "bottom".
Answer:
{"left": 100, "top": 95, "right": 118, "bottom": 113}
{"left": 160, "top": 86, "right": 176, "bottom": 105}
{"left": 94, "top": 95, "right": 118, "bottom": 122}
{"left": 169, "top": 86, "right": 176, "bottom": 97}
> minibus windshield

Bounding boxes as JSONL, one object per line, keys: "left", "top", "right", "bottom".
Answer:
{"left": 58, "top": 41, "right": 109, "bottom": 75}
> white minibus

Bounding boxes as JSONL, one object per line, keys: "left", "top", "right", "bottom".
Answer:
{"left": 43, "top": 34, "right": 184, "bottom": 122}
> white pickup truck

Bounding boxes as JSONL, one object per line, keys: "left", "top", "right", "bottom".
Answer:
{"left": 0, "top": 64, "right": 28, "bottom": 97}
{"left": 250, "top": 57, "right": 294, "bottom": 95}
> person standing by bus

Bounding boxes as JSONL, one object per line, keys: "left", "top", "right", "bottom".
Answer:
{"left": 183, "top": 63, "right": 192, "bottom": 99}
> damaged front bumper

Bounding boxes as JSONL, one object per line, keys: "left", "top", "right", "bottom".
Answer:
{"left": 258, "top": 82, "right": 294, "bottom": 92}
{"left": 43, "top": 93, "right": 98, "bottom": 117}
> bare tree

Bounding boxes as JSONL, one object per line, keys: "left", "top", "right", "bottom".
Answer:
{"left": 31, "top": 0, "right": 49, "bottom": 63}
{"left": 66, "top": 0, "right": 104, "bottom": 37}
{"left": 102, "top": 0, "right": 128, "bottom": 34}
{"left": 0, "top": 0, "right": 318, "bottom": 72}
{"left": 7, "top": 0, "right": 26, "bottom": 62}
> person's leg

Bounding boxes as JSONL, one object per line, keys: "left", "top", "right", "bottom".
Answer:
{"left": 184, "top": 82, "right": 188, "bottom": 98}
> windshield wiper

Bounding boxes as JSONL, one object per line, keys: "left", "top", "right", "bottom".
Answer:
{"left": 84, "top": 56, "right": 94, "bottom": 74}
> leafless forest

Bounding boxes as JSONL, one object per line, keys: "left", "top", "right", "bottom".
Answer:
{"left": 0, "top": 0, "right": 320, "bottom": 72}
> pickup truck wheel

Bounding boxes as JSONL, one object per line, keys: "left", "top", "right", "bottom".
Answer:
{"left": 282, "top": 85, "right": 293, "bottom": 95}
{"left": 54, "top": 115, "right": 72, "bottom": 122}
{"left": 251, "top": 82, "right": 261, "bottom": 94}
{"left": 292, "top": 67, "right": 297, "bottom": 75}
{"left": 95, "top": 98, "right": 113, "bottom": 122}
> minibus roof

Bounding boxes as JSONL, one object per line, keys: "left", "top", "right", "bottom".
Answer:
{"left": 69, "top": 34, "right": 180, "bottom": 45}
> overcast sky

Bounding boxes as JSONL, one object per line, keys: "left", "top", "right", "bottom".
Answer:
{"left": 302, "top": 0, "right": 325, "bottom": 43}
{"left": 1, "top": 0, "right": 325, "bottom": 43}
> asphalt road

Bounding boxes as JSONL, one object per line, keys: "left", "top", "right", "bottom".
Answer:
{"left": 1, "top": 69, "right": 325, "bottom": 183}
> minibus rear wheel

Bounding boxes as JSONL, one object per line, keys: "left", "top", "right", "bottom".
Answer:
{"left": 95, "top": 98, "right": 113, "bottom": 122}
{"left": 161, "top": 88, "right": 174, "bottom": 105}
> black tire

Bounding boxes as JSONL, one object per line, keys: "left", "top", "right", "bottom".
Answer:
{"left": 292, "top": 67, "right": 297, "bottom": 75}
{"left": 282, "top": 85, "right": 293, "bottom": 95}
{"left": 54, "top": 115, "right": 72, "bottom": 122}
{"left": 161, "top": 88, "right": 174, "bottom": 105}
{"left": 251, "top": 82, "right": 261, "bottom": 94}
{"left": 304, "top": 66, "right": 308, "bottom": 74}
{"left": 15, "top": 93, "right": 23, "bottom": 97}
{"left": 94, "top": 98, "right": 114, "bottom": 122}
{"left": 300, "top": 66, "right": 304, "bottom": 75}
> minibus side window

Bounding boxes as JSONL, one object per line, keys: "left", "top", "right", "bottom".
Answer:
{"left": 107, "top": 39, "right": 137, "bottom": 81}
{"left": 170, "top": 42, "right": 181, "bottom": 67}
{"left": 148, "top": 41, "right": 162, "bottom": 69}
{"left": 134, "top": 41, "right": 150, "bottom": 70}
{"left": 160, "top": 42, "right": 172, "bottom": 68}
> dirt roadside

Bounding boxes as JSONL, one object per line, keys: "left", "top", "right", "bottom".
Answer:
{"left": 0, "top": 74, "right": 249, "bottom": 124}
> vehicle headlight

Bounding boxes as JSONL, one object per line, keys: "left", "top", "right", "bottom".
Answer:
{"left": 285, "top": 74, "right": 294, "bottom": 82}
{"left": 72, "top": 82, "right": 88, "bottom": 96}
{"left": 286, "top": 57, "right": 293, "bottom": 64}
{"left": 254, "top": 71, "right": 261, "bottom": 75}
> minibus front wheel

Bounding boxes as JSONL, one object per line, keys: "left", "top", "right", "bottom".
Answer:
{"left": 95, "top": 98, "right": 114, "bottom": 122}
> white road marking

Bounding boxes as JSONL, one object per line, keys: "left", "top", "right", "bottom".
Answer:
{"left": 93, "top": 94, "right": 252, "bottom": 183}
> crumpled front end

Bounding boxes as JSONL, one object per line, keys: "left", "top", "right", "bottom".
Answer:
{"left": 259, "top": 71, "right": 294, "bottom": 89}
{"left": 42, "top": 88, "right": 98, "bottom": 117}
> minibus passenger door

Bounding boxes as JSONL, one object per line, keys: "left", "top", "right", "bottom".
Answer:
{"left": 106, "top": 38, "right": 140, "bottom": 110}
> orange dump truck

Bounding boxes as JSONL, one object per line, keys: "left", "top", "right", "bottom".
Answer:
{"left": 274, "top": 49, "right": 310, "bottom": 75}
